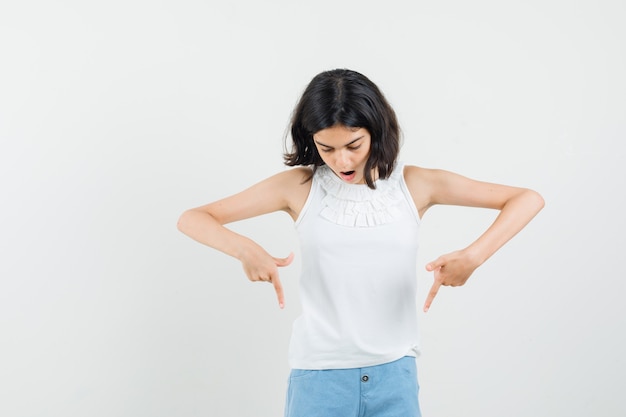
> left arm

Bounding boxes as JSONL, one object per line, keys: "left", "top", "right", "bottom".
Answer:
{"left": 404, "top": 166, "right": 545, "bottom": 312}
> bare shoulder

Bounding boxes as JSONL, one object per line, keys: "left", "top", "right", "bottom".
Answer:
{"left": 402, "top": 164, "right": 436, "bottom": 217}
{"left": 249, "top": 166, "right": 311, "bottom": 191}
{"left": 270, "top": 166, "right": 313, "bottom": 195}
{"left": 402, "top": 164, "right": 433, "bottom": 186}
{"left": 273, "top": 166, "right": 313, "bottom": 220}
{"left": 402, "top": 164, "right": 448, "bottom": 195}
{"left": 275, "top": 166, "right": 313, "bottom": 186}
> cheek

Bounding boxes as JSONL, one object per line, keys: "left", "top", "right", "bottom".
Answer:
{"left": 359, "top": 147, "right": 371, "bottom": 162}
{"left": 316, "top": 151, "right": 331, "bottom": 166}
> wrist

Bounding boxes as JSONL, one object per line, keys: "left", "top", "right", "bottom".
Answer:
{"left": 234, "top": 237, "right": 256, "bottom": 262}
{"left": 461, "top": 246, "right": 486, "bottom": 269}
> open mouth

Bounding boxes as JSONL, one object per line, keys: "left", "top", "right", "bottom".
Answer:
{"left": 339, "top": 170, "right": 357, "bottom": 182}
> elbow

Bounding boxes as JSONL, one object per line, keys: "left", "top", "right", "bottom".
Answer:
{"left": 527, "top": 189, "right": 545, "bottom": 213}
{"left": 177, "top": 210, "right": 193, "bottom": 234}
{"left": 177, "top": 208, "right": 220, "bottom": 236}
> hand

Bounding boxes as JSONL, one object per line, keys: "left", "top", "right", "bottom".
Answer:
{"left": 240, "top": 243, "right": 294, "bottom": 309}
{"left": 423, "top": 250, "right": 479, "bottom": 313}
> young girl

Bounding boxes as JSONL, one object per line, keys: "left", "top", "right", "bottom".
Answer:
{"left": 177, "top": 69, "right": 544, "bottom": 417}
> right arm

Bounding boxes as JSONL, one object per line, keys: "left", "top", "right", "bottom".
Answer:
{"left": 176, "top": 167, "right": 311, "bottom": 308}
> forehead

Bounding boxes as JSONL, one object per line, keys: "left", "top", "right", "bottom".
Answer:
{"left": 313, "top": 125, "right": 369, "bottom": 143}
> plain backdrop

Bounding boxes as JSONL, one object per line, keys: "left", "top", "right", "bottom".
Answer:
{"left": 1, "top": 1, "right": 625, "bottom": 416}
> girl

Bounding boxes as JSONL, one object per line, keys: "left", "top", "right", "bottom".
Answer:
{"left": 177, "top": 69, "right": 544, "bottom": 417}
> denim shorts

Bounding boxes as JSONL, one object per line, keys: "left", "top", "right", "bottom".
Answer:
{"left": 284, "top": 356, "right": 421, "bottom": 417}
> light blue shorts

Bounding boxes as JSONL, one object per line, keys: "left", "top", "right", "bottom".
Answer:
{"left": 284, "top": 356, "right": 421, "bottom": 417}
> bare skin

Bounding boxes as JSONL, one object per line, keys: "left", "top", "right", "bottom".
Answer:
{"left": 177, "top": 125, "right": 544, "bottom": 311}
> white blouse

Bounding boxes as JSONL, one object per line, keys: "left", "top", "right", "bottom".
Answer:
{"left": 289, "top": 163, "right": 422, "bottom": 370}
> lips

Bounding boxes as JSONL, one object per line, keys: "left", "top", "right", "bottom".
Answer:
{"left": 339, "top": 170, "right": 356, "bottom": 182}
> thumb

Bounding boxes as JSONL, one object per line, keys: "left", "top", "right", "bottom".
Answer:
{"left": 426, "top": 256, "right": 445, "bottom": 272}
{"left": 274, "top": 252, "right": 295, "bottom": 267}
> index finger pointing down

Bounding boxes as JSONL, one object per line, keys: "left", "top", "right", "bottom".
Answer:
{"left": 423, "top": 281, "right": 442, "bottom": 313}
{"left": 272, "top": 274, "right": 285, "bottom": 309}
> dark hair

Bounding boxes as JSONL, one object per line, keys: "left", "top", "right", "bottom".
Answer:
{"left": 284, "top": 68, "right": 401, "bottom": 189}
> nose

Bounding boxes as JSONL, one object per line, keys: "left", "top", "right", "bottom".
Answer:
{"left": 335, "top": 149, "right": 350, "bottom": 168}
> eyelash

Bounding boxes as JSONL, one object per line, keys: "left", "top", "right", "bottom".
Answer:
{"left": 320, "top": 145, "right": 361, "bottom": 153}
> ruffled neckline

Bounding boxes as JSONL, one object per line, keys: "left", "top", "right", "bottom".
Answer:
{"left": 316, "top": 163, "right": 404, "bottom": 227}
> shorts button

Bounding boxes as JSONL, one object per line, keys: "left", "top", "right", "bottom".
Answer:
{"left": 361, "top": 375, "right": 369, "bottom": 382}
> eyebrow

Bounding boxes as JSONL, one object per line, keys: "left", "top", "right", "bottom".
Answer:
{"left": 314, "top": 136, "right": 364, "bottom": 149}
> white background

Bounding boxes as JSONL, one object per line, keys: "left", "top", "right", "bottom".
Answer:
{"left": 1, "top": 1, "right": 625, "bottom": 416}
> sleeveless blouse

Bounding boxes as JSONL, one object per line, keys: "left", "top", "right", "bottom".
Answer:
{"left": 289, "top": 163, "right": 421, "bottom": 370}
